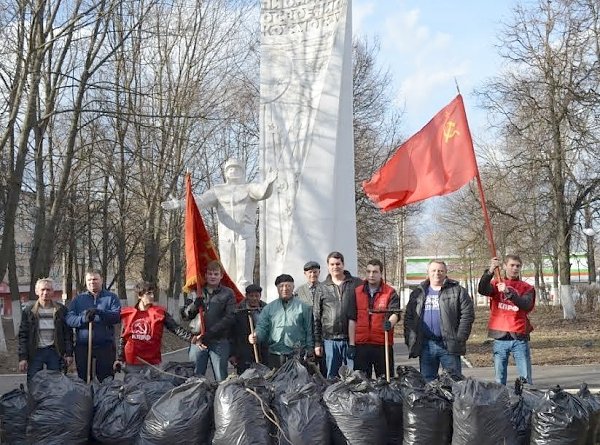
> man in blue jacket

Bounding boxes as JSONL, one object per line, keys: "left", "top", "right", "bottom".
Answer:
{"left": 66, "top": 269, "right": 121, "bottom": 381}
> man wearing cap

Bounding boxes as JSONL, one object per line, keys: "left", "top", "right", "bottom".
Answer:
{"left": 230, "top": 284, "right": 268, "bottom": 374}
{"left": 296, "top": 260, "right": 326, "bottom": 373}
{"left": 248, "top": 274, "right": 313, "bottom": 369}
{"left": 296, "top": 261, "right": 323, "bottom": 307}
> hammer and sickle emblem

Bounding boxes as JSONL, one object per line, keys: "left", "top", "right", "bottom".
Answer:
{"left": 443, "top": 120, "right": 460, "bottom": 143}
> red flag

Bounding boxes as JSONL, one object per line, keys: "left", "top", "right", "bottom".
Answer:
{"left": 363, "top": 94, "right": 478, "bottom": 211}
{"left": 183, "top": 174, "right": 244, "bottom": 305}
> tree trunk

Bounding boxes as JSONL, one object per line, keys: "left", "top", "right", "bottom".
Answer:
{"left": 8, "top": 238, "right": 21, "bottom": 337}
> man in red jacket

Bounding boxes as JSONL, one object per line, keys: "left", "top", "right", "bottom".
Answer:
{"left": 478, "top": 255, "right": 536, "bottom": 385}
{"left": 348, "top": 259, "right": 400, "bottom": 378}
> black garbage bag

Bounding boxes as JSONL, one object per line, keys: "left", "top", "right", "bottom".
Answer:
{"left": 0, "top": 384, "right": 28, "bottom": 445}
{"left": 373, "top": 377, "right": 404, "bottom": 445}
{"left": 323, "top": 370, "right": 385, "bottom": 445}
{"left": 436, "top": 368, "right": 465, "bottom": 388}
{"left": 245, "top": 361, "right": 272, "bottom": 378}
{"left": 92, "top": 379, "right": 150, "bottom": 444}
{"left": 141, "top": 361, "right": 195, "bottom": 386}
{"left": 212, "top": 369, "right": 273, "bottom": 445}
{"left": 530, "top": 386, "right": 590, "bottom": 445}
{"left": 124, "top": 373, "right": 176, "bottom": 406}
{"left": 403, "top": 384, "right": 452, "bottom": 445}
{"left": 138, "top": 377, "right": 214, "bottom": 445}
{"left": 452, "top": 378, "right": 519, "bottom": 445}
{"left": 267, "top": 357, "right": 313, "bottom": 395}
{"left": 395, "top": 365, "right": 426, "bottom": 389}
{"left": 577, "top": 383, "right": 600, "bottom": 445}
{"left": 272, "top": 382, "right": 329, "bottom": 445}
{"left": 27, "top": 370, "right": 92, "bottom": 444}
{"left": 509, "top": 377, "right": 545, "bottom": 445}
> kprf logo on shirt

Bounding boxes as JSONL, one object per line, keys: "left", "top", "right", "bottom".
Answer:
{"left": 131, "top": 319, "right": 152, "bottom": 341}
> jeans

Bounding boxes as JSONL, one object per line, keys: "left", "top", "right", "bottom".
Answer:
{"left": 189, "top": 339, "right": 230, "bottom": 382}
{"left": 493, "top": 339, "right": 532, "bottom": 385}
{"left": 27, "top": 346, "right": 63, "bottom": 381}
{"left": 324, "top": 339, "right": 353, "bottom": 379}
{"left": 419, "top": 339, "right": 461, "bottom": 382}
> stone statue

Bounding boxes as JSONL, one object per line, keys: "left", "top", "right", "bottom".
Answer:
{"left": 164, "top": 159, "right": 277, "bottom": 291}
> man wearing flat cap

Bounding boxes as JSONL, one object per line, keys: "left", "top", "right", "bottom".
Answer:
{"left": 296, "top": 261, "right": 327, "bottom": 373}
{"left": 249, "top": 274, "right": 314, "bottom": 369}
{"left": 296, "top": 261, "right": 322, "bottom": 308}
{"left": 230, "top": 284, "right": 267, "bottom": 374}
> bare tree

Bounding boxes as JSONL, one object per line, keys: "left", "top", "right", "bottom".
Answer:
{"left": 475, "top": 0, "right": 600, "bottom": 318}
{"left": 352, "top": 37, "right": 422, "bottom": 279}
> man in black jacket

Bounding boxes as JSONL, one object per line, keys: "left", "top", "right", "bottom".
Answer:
{"left": 404, "top": 260, "right": 474, "bottom": 381}
{"left": 230, "top": 284, "right": 268, "bottom": 374}
{"left": 183, "top": 260, "right": 235, "bottom": 381}
{"left": 315, "top": 251, "right": 362, "bottom": 379}
{"left": 18, "top": 278, "right": 73, "bottom": 381}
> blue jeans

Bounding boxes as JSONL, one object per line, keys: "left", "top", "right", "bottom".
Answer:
{"left": 324, "top": 339, "right": 353, "bottom": 379}
{"left": 419, "top": 339, "right": 462, "bottom": 382}
{"left": 493, "top": 339, "right": 532, "bottom": 385}
{"left": 188, "top": 339, "right": 230, "bottom": 382}
{"left": 28, "top": 346, "right": 63, "bottom": 381}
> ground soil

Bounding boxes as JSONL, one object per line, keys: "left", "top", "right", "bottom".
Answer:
{"left": 465, "top": 303, "right": 600, "bottom": 366}
{"left": 1, "top": 303, "right": 597, "bottom": 373}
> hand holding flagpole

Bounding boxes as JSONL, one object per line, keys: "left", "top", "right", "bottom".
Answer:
{"left": 247, "top": 313, "right": 260, "bottom": 363}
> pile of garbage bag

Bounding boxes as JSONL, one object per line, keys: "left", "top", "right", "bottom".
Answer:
{"left": 1, "top": 361, "right": 599, "bottom": 445}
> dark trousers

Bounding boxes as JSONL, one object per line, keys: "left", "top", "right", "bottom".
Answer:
{"left": 354, "top": 344, "right": 394, "bottom": 379}
{"left": 75, "top": 342, "right": 115, "bottom": 382}
{"left": 27, "top": 346, "right": 63, "bottom": 381}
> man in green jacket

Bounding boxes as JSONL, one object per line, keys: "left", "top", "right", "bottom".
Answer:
{"left": 248, "top": 274, "right": 313, "bottom": 369}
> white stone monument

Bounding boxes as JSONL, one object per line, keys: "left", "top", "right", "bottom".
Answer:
{"left": 163, "top": 159, "right": 277, "bottom": 291}
{"left": 259, "top": 0, "right": 357, "bottom": 300}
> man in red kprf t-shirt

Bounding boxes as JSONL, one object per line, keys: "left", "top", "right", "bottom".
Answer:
{"left": 478, "top": 255, "right": 536, "bottom": 385}
{"left": 114, "top": 280, "right": 200, "bottom": 372}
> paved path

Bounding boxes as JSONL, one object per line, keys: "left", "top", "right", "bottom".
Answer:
{"left": 1, "top": 339, "right": 598, "bottom": 394}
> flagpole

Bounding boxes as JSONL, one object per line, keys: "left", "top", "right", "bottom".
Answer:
{"left": 473, "top": 172, "right": 503, "bottom": 282}
{"left": 458, "top": 96, "right": 503, "bottom": 282}
{"left": 474, "top": 173, "right": 496, "bottom": 257}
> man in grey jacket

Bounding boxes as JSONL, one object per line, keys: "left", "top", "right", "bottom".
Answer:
{"left": 404, "top": 259, "right": 474, "bottom": 381}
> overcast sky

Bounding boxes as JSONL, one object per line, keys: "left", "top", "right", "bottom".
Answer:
{"left": 352, "top": 0, "right": 520, "bottom": 140}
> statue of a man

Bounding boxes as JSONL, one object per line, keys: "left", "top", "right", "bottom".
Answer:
{"left": 164, "top": 159, "right": 277, "bottom": 291}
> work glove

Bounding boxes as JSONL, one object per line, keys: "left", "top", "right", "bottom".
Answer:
{"left": 383, "top": 320, "right": 393, "bottom": 331}
{"left": 346, "top": 345, "right": 356, "bottom": 360}
{"left": 85, "top": 308, "right": 97, "bottom": 323}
